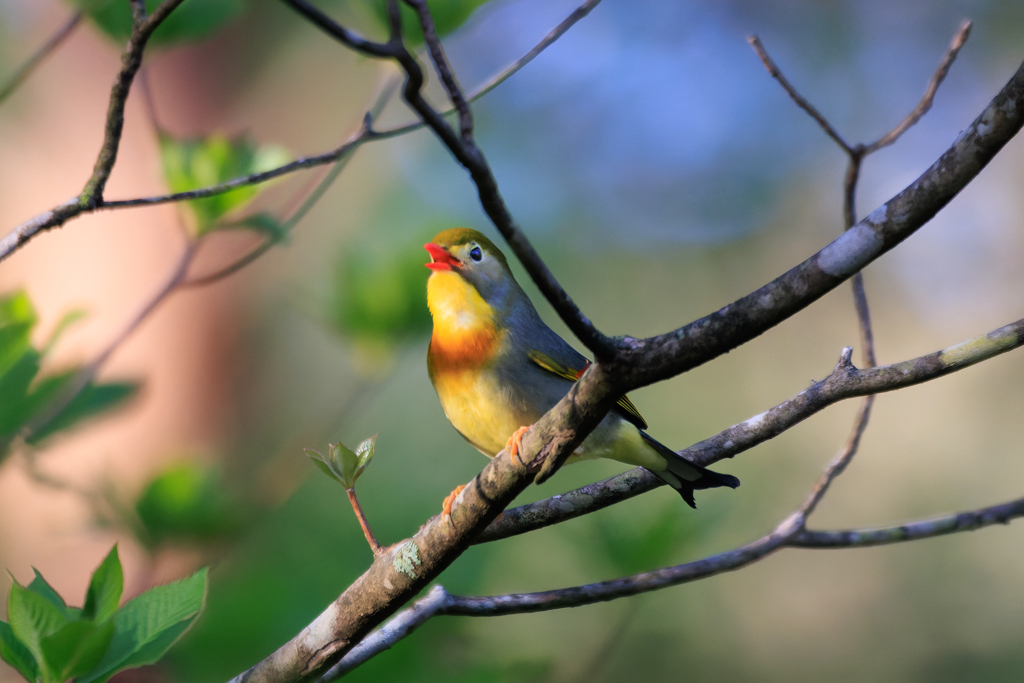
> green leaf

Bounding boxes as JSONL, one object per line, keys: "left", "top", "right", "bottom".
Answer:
{"left": 83, "top": 546, "right": 123, "bottom": 623}
{"left": 358, "top": 0, "right": 494, "bottom": 46}
{"left": 159, "top": 133, "right": 290, "bottom": 235}
{"left": 134, "top": 462, "right": 243, "bottom": 549}
{"left": 8, "top": 581, "right": 68, "bottom": 680}
{"left": 26, "top": 380, "right": 138, "bottom": 446}
{"left": 40, "top": 620, "right": 114, "bottom": 683}
{"left": 307, "top": 436, "right": 376, "bottom": 489}
{"left": 0, "top": 350, "right": 42, "bottom": 447}
{"left": 76, "top": 568, "right": 208, "bottom": 683}
{"left": 70, "top": 0, "right": 244, "bottom": 47}
{"left": 0, "top": 291, "right": 36, "bottom": 379}
{"left": 0, "top": 619, "right": 39, "bottom": 682}
{"left": 304, "top": 449, "right": 344, "bottom": 486}
{"left": 27, "top": 570, "right": 79, "bottom": 622}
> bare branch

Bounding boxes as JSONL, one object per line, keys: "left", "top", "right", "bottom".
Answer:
{"left": 81, "top": 0, "right": 187, "bottom": 204}
{"left": 794, "top": 494, "right": 1024, "bottom": 547}
{"left": 797, "top": 390, "right": 874, "bottom": 518}
{"left": 0, "top": 0, "right": 186, "bottom": 261}
{"left": 403, "top": 0, "right": 474, "bottom": 141}
{"left": 322, "top": 585, "right": 454, "bottom": 680}
{"left": 865, "top": 20, "right": 973, "bottom": 154}
{"left": 612, "top": 58, "right": 1024, "bottom": 390}
{"left": 680, "top": 318, "right": 1024, "bottom": 468}
{"left": 475, "top": 467, "right": 662, "bottom": 544}
{"left": 441, "top": 490, "right": 1024, "bottom": 618}
{"left": 1, "top": 0, "right": 601, "bottom": 264}
{"left": 748, "top": 35, "right": 854, "bottom": 154}
{"left": 0, "top": 12, "right": 83, "bottom": 105}
{"left": 280, "top": 0, "right": 616, "bottom": 361}
{"left": 474, "top": 316, "right": 1024, "bottom": 543}
{"left": 279, "top": 0, "right": 397, "bottom": 58}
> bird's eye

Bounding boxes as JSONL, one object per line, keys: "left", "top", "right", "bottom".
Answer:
{"left": 469, "top": 246, "right": 482, "bottom": 262}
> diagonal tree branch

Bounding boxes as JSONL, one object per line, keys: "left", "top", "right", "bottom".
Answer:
{"left": 865, "top": 20, "right": 972, "bottom": 154}
{"left": 477, "top": 317, "right": 1024, "bottom": 543}
{"left": 280, "top": 0, "right": 616, "bottom": 361}
{"left": 226, "top": 13, "right": 1024, "bottom": 681}
{"left": 608, "top": 55, "right": 1024, "bottom": 392}
{"left": 0, "top": 0, "right": 186, "bottom": 261}
{"left": 440, "top": 489, "right": 1024, "bottom": 618}
{"left": 333, "top": 484, "right": 1024, "bottom": 674}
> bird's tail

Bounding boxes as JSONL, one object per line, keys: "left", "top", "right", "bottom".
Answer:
{"left": 641, "top": 432, "right": 740, "bottom": 509}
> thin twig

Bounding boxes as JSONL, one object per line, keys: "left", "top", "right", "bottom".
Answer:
{"left": 1, "top": 0, "right": 601, "bottom": 263}
{"left": 752, "top": 22, "right": 973, "bottom": 524}
{"left": 748, "top": 35, "right": 854, "bottom": 154}
{"left": 181, "top": 82, "right": 383, "bottom": 287}
{"left": 865, "top": 20, "right": 972, "bottom": 153}
{"left": 0, "top": 12, "right": 83, "bottom": 105}
{"left": 0, "top": 0, "right": 186, "bottom": 261}
{"left": 347, "top": 489, "right": 383, "bottom": 556}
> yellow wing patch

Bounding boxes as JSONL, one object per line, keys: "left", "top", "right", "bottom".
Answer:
{"left": 527, "top": 350, "right": 648, "bottom": 430}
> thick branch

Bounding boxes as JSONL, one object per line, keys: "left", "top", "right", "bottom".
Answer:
{"left": 611, "top": 58, "right": 1024, "bottom": 390}
{"left": 476, "top": 317, "right": 1024, "bottom": 542}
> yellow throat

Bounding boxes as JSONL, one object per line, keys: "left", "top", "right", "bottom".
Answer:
{"left": 426, "top": 271, "right": 503, "bottom": 374}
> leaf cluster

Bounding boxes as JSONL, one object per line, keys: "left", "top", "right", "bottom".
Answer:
{"left": 0, "top": 292, "right": 137, "bottom": 464}
{"left": 0, "top": 546, "right": 207, "bottom": 683}
{"left": 158, "top": 133, "right": 290, "bottom": 236}
{"left": 306, "top": 435, "right": 376, "bottom": 489}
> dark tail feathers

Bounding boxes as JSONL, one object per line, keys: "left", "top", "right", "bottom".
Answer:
{"left": 641, "top": 432, "right": 739, "bottom": 509}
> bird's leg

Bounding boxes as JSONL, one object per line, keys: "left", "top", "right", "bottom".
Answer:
{"left": 442, "top": 484, "right": 466, "bottom": 525}
{"left": 506, "top": 425, "right": 531, "bottom": 468}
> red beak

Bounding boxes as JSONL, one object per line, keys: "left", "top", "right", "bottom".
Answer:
{"left": 424, "top": 243, "right": 458, "bottom": 271}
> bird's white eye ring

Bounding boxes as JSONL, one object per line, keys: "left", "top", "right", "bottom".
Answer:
{"left": 469, "top": 246, "right": 482, "bottom": 261}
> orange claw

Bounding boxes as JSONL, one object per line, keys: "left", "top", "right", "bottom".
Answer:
{"left": 506, "top": 425, "right": 531, "bottom": 466}
{"left": 442, "top": 484, "right": 466, "bottom": 524}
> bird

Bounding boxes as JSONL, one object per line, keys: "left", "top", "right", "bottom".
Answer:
{"left": 424, "top": 227, "right": 739, "bottom": 519}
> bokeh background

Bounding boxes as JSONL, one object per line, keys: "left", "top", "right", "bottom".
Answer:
{"left": 1, "top": 0, "right": 1023, "bottom": 681}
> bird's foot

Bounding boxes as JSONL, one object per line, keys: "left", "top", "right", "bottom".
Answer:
{"left": 506, "top": 425, "right": 531, "bottom": 467}
{"left": 442, "top": 484, "right": 467, "bottom": 525}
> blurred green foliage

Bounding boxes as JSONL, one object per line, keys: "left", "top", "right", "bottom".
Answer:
{"left": 0, "top": 546, "right": 207, "bottom": 683}
{"left": 134, "top": 461, "right": 245, "bottom": 551}
{"left": 328, "top": 242, "right": 432, "bottom": 347}
{"left": 69, "top": 0, "right": 244, "bottom": 46}
{"left": 0, "top": 291, "right": 137, "bottom": 463}
{"left": 158, "top": 133, "right": 290, "bottom": 236}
